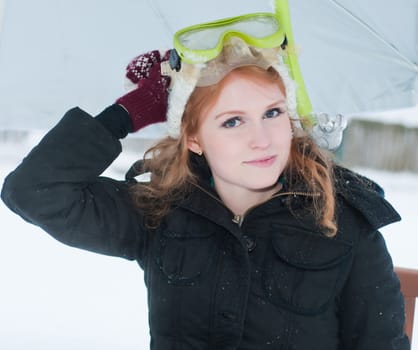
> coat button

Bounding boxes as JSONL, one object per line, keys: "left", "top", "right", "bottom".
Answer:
{"left": 243, "top": 235, "right": 256, "bottom": 252}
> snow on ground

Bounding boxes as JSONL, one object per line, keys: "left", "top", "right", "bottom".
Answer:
{"left": 0, "top": 135, "right": 149, "bottom": 349}
{"left": 0, "top": 134, "right": 417, "bottom": 349}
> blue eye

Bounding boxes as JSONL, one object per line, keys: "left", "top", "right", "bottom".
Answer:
{"left": 264, "top": 108, "right": 284, "bottom": 119}
{"left": 222, "top": 116, "right": 242, "bottom": 128}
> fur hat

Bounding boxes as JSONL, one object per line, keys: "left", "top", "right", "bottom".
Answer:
{"left": 120, "top": 42, "right": 346, "bottom": 150}
{"left": 161, "top": 37, "right": 301, "bottom": 138}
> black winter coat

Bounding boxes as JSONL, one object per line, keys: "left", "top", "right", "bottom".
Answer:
{"left": 1, "top": 108, "right": 410, "bottom": 349}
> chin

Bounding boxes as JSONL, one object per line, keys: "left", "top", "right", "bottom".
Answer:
{"left": 247, "top": 178, "right": 280, "bottom": 192}
{"left": 254, "top": 171, "right": 282, "bottom": 186}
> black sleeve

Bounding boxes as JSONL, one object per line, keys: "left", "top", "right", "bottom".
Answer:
{"left": 1, "top": 107, "right": 147, "bottom": 262}
{"left": 95, "top": 104, "right": 133, "bottom": 139}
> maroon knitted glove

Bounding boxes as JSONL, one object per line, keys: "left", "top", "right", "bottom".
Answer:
{"left": 116, "top": 50, "right": 171, "bottom": 132}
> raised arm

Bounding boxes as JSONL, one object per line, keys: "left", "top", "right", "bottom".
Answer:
{"left": 1, "top": 107, "right": 146, "bottom": 260}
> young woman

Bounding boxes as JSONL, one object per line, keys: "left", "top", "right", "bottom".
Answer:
{"left": 1, "top": 7, "right": 409, "bottom": 350}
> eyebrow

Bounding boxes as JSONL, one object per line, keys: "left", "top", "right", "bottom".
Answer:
{"left": 214, "top": 98, "right": 286, "bottom": 119}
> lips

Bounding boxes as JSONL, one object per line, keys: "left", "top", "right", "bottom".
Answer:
{"left": 243, "top": 155, "right": 277, "bottom": 167}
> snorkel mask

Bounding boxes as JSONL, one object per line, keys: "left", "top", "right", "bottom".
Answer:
{"left": 162, "top": 0, "right": 346, "bottom": 149}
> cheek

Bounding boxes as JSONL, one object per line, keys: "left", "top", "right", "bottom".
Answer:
{"left": 199, "top": 133, "right": 242, "bottom": 176}
{"left": 282, "top": 130, "right": 293, "bottom": 150}
{"left": 202, "top": 136, "right": 237, "bottom": 163}
{"left": 273, "top": 120, "right": 293, "bottom": 152}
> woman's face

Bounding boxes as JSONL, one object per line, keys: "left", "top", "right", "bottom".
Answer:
{"left": 188, "top": 71, "right": 292, "bottom": 197}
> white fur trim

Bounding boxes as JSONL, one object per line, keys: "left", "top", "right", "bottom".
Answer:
{"left": 165, "top": 49, "right": 302, "bottom": 138}
{"left": 166, "top": 64, "right": 201, "bottom": 138}
{"left": 270, "top": 55, "right": 301, "bottom": 128}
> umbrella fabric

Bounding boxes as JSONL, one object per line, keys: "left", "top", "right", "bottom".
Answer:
{"left": 289, "top": 0, "right": 418, "bottom": 116}
{"left": 145, "top": 0, "right": 418, "bottom": 116}
{"left": 0, "top": 0, "right": 416, "bottom": 130}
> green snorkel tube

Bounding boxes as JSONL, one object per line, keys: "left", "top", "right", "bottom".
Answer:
{"left": 276, "top": 0, "right": 347, "bottom": 149}
{"left": 275, "top": 0, "right": 314, "bottom": 125}
{"left": 166, "top": 0, "right": 345, "bottom": 149}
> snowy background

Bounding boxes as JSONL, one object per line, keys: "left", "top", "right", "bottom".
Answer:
{"left": 0, "top": 0, "right": 417, "bottom": 348}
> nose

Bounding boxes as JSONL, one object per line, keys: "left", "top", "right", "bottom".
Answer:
{"left": 248, "top": 122, "right": 271, "bottom": 149}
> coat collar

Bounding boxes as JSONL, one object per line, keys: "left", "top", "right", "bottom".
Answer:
{"left": 125, "top": 157, "right": 401, "bottom": 231}
{"left": 334, "top": 166, "right": 401, "bottom": 230}
{"left": 181, "top": 162, "right": 402, "bottom": 232}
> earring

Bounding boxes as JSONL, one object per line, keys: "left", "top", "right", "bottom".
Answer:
{"left": 197, "top": 150, "right": 203, "bottom": 156}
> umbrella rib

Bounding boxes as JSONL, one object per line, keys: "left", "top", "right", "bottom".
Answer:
{"left": 146, "top": 0, "right": 174, "bottom": 42}
{"left": 330, "top": 0, "right": 418, "bottom": 72}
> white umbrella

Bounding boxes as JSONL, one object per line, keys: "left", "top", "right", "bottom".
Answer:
{"left": 290, "top": 0, "right": 418, "bottom": 116}
{"left": 150, "top": 0, "right": 418, "bottom": 115}
{"left": 0, "top": 0, "right": 416, "bottom": 130}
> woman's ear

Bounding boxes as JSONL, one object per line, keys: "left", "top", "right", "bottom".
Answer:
{"left": 187, "top": 136, "right": 203, "bottom": 155}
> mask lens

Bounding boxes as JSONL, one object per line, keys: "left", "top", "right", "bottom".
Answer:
{"left": 177, "top": 15, "right": 279, "bottom": 51}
